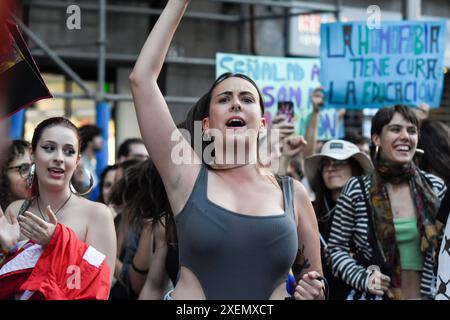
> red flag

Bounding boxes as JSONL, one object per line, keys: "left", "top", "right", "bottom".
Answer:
{"left": 0, "top": 224, "right": 111, "bottom": 300}
{"left": 0, "top": 19, "right": 52, "bottom": 119}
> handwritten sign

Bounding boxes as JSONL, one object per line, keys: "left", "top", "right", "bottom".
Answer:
{"left": 216, "top": 52, "right": 342, "bottom": 139}
{"left": 320, "top": 20, "right": 447, "bottom": 109}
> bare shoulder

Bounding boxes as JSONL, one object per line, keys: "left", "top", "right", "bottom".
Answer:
{"left": 75, "top": 197, "right": 113, "bottom": 223}
{"left": 291, "top": 179, "right": 316, "bottom": 226}
{"left": 292, "top": 179, "right": 310, "bottom": 203}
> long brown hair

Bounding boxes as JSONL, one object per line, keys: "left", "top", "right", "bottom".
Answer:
{"left": 417, "top": 119, "right": 450, "bottom": 185}
{"left": 109, "top": 159, "right": 176, "bottom": 255}
{"left": 312, "top": 157, "right": 364, "bottom": 221}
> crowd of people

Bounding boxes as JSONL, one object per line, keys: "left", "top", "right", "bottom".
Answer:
{"left": 1, "top": 0, "right": 450, "bottom": 300}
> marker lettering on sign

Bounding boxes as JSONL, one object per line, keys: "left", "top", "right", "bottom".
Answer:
{"left": 320, "top": 21, "right": 445, "bottom": 108}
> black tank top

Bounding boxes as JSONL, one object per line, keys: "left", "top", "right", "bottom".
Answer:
{"left": 175, "top": 164, "right": 298, "bottom": 299}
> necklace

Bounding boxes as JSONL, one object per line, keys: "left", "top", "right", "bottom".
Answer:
{"left": 36, "top": 193, "right": 72, "bottom": 222}
{"left": 318, "top": 197, "right": 335, "bottom": 223}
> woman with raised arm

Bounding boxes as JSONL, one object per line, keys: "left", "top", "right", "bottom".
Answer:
{"left": 0, "top": 117, "right": 116, "bottom": 300}
{"left": 129, "top": 0, "right": 323, "bottom": 300}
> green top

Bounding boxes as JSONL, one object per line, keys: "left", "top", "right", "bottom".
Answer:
{"left": 393, "top": 217, "right": 424, "bottom": 271}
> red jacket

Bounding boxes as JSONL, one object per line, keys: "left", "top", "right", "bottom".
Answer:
{"left": 0, "top": 223, "right": 110, "bottom": 300}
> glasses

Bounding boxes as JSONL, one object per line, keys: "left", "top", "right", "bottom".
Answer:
{"left": 7, "top": 163, "right": 31, "bottom": 179}
{"left": 320, "top": 159, "right": 349, "bottom": 171}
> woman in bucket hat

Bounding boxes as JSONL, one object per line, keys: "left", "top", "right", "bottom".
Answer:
{"left": 305, "top": 139, "right": 373, "bottom": 299}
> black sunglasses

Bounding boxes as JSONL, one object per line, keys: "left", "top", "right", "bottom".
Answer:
{"left": 319, "top": 159, "right": 349, "bottom": 171}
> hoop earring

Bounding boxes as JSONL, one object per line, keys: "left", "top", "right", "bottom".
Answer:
{"left": 26, "top": 163, "right": 36, "bottom": 189}
{"left": 70, "top": 171, "right": 94, "bottom": 196}
{"left": 374, "top": 145, "right": 379, "bottom": 159}
{"left": 202, "top": 130, "right": 211, "bottom": 141}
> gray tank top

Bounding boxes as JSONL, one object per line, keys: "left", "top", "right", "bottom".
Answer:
{"left": 175, "top": 164, "right": 298, "bottom": 300}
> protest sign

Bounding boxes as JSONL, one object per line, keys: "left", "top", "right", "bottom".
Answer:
{"left": 216, "top": 52, "right": 342, "bottom": 139}
{"left": 320, "top": 20, "right": 447, "bottom": 109}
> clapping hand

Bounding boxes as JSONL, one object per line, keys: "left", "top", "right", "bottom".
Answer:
{"left": 18, "top": 206, "right": 58, "bottom": 247}
{"left": 367, "top": 269, "right": 391, "bottom": 297}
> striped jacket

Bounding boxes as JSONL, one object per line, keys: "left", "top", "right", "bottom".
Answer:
{"left": 328, "top": 172, "right": 447, "bottom": 299}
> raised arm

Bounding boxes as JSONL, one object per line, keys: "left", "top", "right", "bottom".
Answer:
{"left": 303, "top": 87, "right": 323, "bottom": 158}
{"left": 129, "top": 0, "right": 199, "bottom": 213}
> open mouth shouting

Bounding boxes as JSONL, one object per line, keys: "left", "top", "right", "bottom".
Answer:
{"left": 225, "top": 116, "right": 247, "bottom": 130}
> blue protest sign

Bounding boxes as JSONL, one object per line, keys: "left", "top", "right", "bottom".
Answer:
{"left": 320, "top": 20, "right": 447, "bottom": 109}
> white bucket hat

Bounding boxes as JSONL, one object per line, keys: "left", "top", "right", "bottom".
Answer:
{"left": 304, "top": 139, "right": 374, "bottom": 187}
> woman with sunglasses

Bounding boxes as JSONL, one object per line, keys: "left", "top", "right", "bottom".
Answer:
{"left": 0, "top": 140, "right": 32, "bottom": 210}
{"left": 328, "top": 105, "right": 446, "bottom": 300}
{"left": 304, "top": 140, "right": 373, "bottom": 299}
{"left": 129, "top": 0, "right": 323, "bottom": 300}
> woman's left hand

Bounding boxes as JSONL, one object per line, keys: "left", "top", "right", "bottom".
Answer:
{"left": 18, "top": 206, "right": 57, "bottom": 247}
{"left": 294, "top": 271, "right": 325, "bottom": 300}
